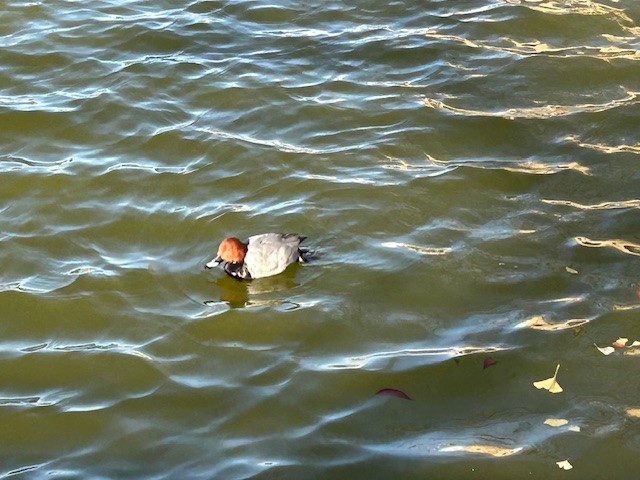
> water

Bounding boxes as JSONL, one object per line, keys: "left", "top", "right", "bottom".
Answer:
{"left": 1, "top": 0, "right": 639, "bottom": 478}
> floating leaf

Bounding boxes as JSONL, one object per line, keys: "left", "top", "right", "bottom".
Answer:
{"left": 544, "top": 418, "right": 569, "bottom": 427}
{"left": 595, "top": 343, "right": 615, "bottom": 355}
{"left": 533, "top": 364, "right": 563, "bottom": 393}
{"left": 626, "top": 408, "right": 640, "bottom": 418}
{"left": 483, "top": 357, "right": 497, "bottom": 370}
{"left": 557, "top": 460, "right": 573, "bottom": 470}
{"left": 565, "top": 266, "right": 578, "bottom": 275}
{"left": 567, "top": 425, "right": 581, "bottom": 432}
{"left": 612, "top": 337, "right": 629, "bottom": 348}
{"left": 440, "top": 444, "right": 523, "bottom": 457}
{"left": 517, "top": 315, "right": 588, "bottom": 331}
{"left": 375, "top": 388, "right": 412, "bottom": 400}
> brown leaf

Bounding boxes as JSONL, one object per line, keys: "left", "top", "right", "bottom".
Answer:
{"left": 483, "top": 357, "right": 497, "bottom": 370}
{"left": 375, "top": 388, "right": 412, "bottom": 400}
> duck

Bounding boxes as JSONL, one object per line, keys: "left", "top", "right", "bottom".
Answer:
{"left": 205, "top": 233, "right": 307, "bottom": 280}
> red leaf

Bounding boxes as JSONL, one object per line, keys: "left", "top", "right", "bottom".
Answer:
{"left": 612, "top": 339, "right": 628, "bottom": 348}
{"left": 483, "top": 357, "right": 497, "bottom": 370}
{"left": 375, "top": 388, "right": 412, "bottom": 400}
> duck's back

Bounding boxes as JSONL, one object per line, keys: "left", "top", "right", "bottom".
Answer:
{"left": 244, "top": 233, "right": 304, "bottom": 278}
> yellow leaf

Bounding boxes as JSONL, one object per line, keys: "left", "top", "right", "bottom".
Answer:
{"left": 565, "top": 266, "right": 578, "bottom": 274}
{"left": 626, "top": 408, "right": 640, "bottom": 418}
{"left": 595, "top": 343, "right": 615, "bottom": 355}
{"left": 533, "top": 364, "right": 563, "bottom": 393}
{"left": 548, "top": 381, "right": 563, "bottom": 394}
{"left": 557, "top": 460, "right": 573, "bottom": 470}
{"left": 544, "top": 418, "right": 568, "bottom": 427}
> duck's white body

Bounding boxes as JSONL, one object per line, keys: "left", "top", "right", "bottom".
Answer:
{"left": 244, "top": 233, "right": 305, "bottom": 278}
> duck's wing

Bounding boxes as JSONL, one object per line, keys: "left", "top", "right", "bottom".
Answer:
{"left": 247, "top": 233, "right": 305, "bottom": 246}
{"left": 245, "top": 234, "right": 304, "bottom": 278}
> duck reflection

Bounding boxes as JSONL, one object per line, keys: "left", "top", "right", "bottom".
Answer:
{"left": 209, "top": 267, "right": 300, "bottom": 309}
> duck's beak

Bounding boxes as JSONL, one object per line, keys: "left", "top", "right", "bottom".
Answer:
{"left": 205, "top": 255, "right": 222, "bottom": 269}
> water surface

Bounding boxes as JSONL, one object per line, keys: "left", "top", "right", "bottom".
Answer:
{"left": 1, "top": 0, "right": 640, "bottom": 478}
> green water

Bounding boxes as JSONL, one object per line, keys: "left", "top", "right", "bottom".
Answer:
{"left": 1, "top": 0, "right": 640, "bottom": 478}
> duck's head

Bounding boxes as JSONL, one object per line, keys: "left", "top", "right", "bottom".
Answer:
{"left": 205, "top": 237, "right": 247, "bottom": 269}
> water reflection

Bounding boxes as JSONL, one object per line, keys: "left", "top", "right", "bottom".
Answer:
{"left": 575, "top": 236, "right": 640, "bottom": 257}
{"left": 207, "top": 270, "right": 301, "bottom": 309}
{"left": 421, "top": 88, "right": 639, "bottom": 119}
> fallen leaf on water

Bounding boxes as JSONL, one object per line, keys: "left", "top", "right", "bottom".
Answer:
{"left": 483, "top": 357, "right": 497, "bottom": 370}
{"left": 375, "top": 388, "right": 412, "bottom": 400}
{"left": 626, "top": 408, "right": 640, "bottom": 417}
{"left": 595, "top": 343, "right": 615, "bottom": 355}
{"left": 440, "top": 444, "right": 523, "bottom": 457}
{"left": 565, "top": 266, "right": 578, "bottom": 275}
{"left": 533, "top": 364, "right": 563, "bottom": 393}
{"left": 612, "top": 337, "right": 628, "bottom": 348}
{"left": 567, "top": 425, "right": 581, "bottom": 432}
{"left": 544, "top": 418, "right": 568, "bottom": 427}
{"left": 517, "top": 315, "right": 588, "bottom": 331}
{"left": 557, "top": 460, "right": 573, "bottom": 470}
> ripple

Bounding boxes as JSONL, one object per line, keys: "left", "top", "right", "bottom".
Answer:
{"left": 314, "top": 345, "right": 511, "bottom": 371}
{"left": 575, "top": 236, "right": 640, "bottom": 257}
{"left": 382, "top": 241, "right": 452, "bottom": 256}
{"left": 542, "top": 198, "right": 640, "bottom": 210}
{"left": 0, "top": 396, "right": 55, "bottom": 408}
{"left": 387, "top": 153, "right": 591, "bottom": 176}
{"left": 420, "top": 88, "right": 639, "bottom": 119}
{"left": 382, "top": 155, "right": 458, "bottom": 177}
{"left": 0, "top": 155, "right": 73, "bottom": 173}
{"left": 362, "top": 410, "right": 576, "bottom": 460}
{"left": 514, "top": 315, "right": 590, "bottom": 331}
{"left": 421, "top": 23, "right": 640, "bottom": 60}
{"left": 1, "top": 463, "right": 48, "bottom": 478}
{"left": 197, "top": 126, "right": 341, "bottom": 155}
{"left": 511, "top": 0, "right": 636, "bottom": 25}
{"left": 565, "top": 135, "right": 640, "bottom": 154}
{"left": 1, "top": 0, "right": 639, "bottom": 476}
